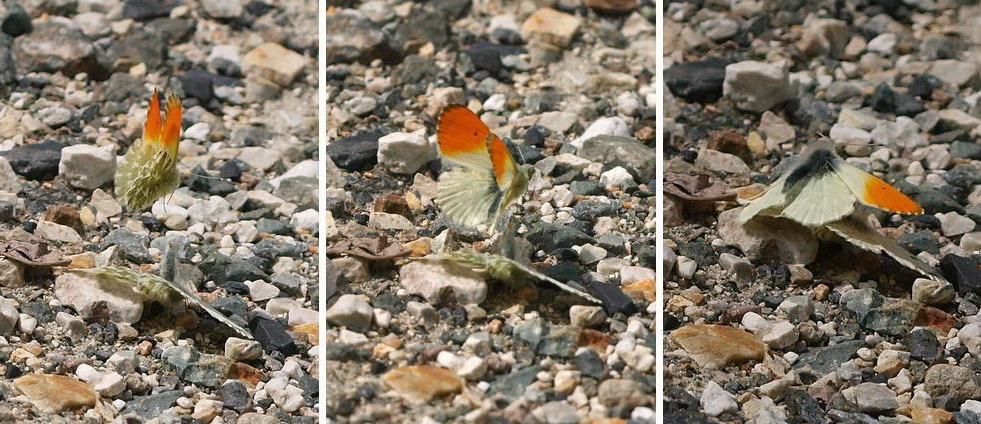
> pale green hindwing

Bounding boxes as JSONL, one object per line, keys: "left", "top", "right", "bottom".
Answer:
{"left": 69, "top": 266, "right": 182, "bottom": 305}
{"left": 823, "top": 217, "right": 946, "bottom": 282}
{"left": 423, "top": 250, "right": 601, "bottom": 304}
{"left": 115, "top": 142, "right": 180, "bottom": 211}
{"left": 69, "top": 266, "right": 253, "bottom": 338}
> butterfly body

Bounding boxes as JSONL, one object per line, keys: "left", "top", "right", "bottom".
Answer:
{"left": 436, "top": 105, "right": 532, "bottom": 228}
{"left": 115, "top": 90, "right": 183, "bottom": 211}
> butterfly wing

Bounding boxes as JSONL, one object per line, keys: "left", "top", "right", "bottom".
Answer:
{"left": 437, "top": 167, "right": 502, "bottom": 228}
{"left": 115, "top": 90, "right": 182, "bottom": 211}
{"left": 739, "top": 173, "right": 790, "bottom": 224}
{"left": 502, "top": 256, "right": 603, "bottom": 304}
{"left": 780, "top": 170, "right": 855, "bottom": 227}
{"left": 437, "top": 105, "right": 526, "bottom": 228}
{"left": 72, "top": 266, "right": 253, "bottom": 338}
{"left": 833, "top": 160, "right": 923, "bottom": 215}
{"left": 160, "top": 93, "right": 182, "bottom": 158}
{"left": 437, "top": 105, "right": 495, "bottom": 170}
{"left": 824, "top": 217, "right": 945, "bottom": 282}
{"left": 155, "top": 274, "right": 252, "bottom": 339}
{"left": 143, "top": 89, "right": 162, "bottom": 143}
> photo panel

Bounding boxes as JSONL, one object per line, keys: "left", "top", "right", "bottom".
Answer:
{"left": 326, "top": 0, "right": 657, "bottom": 422}
{"left": 663, "top": 0, "right": 981, "bottom": 422}
{"left": 0, "top": 0, "right": 320, "bottom": 421}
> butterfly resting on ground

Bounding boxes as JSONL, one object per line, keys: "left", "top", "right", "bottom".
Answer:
{"left": 69, "top": 266, "right": 253, "bottom": 339}
{"left": 739, "top": 143, "right": 944, "bottom": 281}
{"left": 115, "top": 89, "right": 183, "bottom": 211}
{"left": 436, "top": 105, "right": 534, "bottom": 229}
{"left": 421, "top": 249, "right": 602, "bottom": 304}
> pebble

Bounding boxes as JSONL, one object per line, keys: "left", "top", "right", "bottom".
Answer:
{"left": 532, "top": 401, "right": 580, "bottom": 424}
{"left": 569, "top": 305, "right": 606, "bottom": 328}
{"left": 672, "top": 325, "right": 766, "bottom": 369}
{"left": 701, "top": 381, "right": 738, "bottom": 417}
{"left": 598, "top": 166, "right": 635, "bottom": 189}
{"left": 961, "top": 232, "right": 981, "bottom": 251}
{"left": 246, "top": 280, "right": 280, "bottom": 302}
{"left": 325, "top": 294, "right": 374, "bottom": 333}
{"left": 377, "top": 130, "right": 436, "bottom": 175}
{"left": 572, "top": 117, "right": 631, "bottom": 149}
{"left": 53, "top": 272, "right": 144, "bottom": 324}
{"left": 577, "top": 244, "right": 607, "bottom": 265}
{"left": 13, "top": 17, "right": 107, "bottom": 78}
{"left": 13, "top": 374, "right": 98, "bottom": 413}
{"left": 723, "top": 61, "right": 791, "bottom": 112}
{"left": 225, "top": 337, "right": 263, "bottom": 361}
{"left": 243, "top": 43, "right": 307, "bottom": 87}
{"left": 924, "top": 364, "right": 981, "bottom": 404}
{"left": 842, "top": 383, "right": 898, "bottom": 413}
{"left": 718, "top": 208, "right": 818, "bottom": 265}
{"left": 368, "top": 211, "right": 414, "bottom": 230}
{"left": 398, "top": 260, "right": 487, "bottom": 306}
{"left": 521, "top": 8, "right": 581, "bottom": 48}
{"left": 777, "top": 296, "right": 813, "bottom": 323}
{"left": 719, "top": 252, "right": 753, "bottom": 282}
{"left": 381, "top": 365, "right": 463, "bottom": 404}
{"left": 912, "top": 278, "right": 956, "bottom": 306}
{"left": 675, "top": 256, "right": 697, "bottom": 278}
{"left": 929, "top": 60, "right": 979, "bottom": 88}
{"left": 939, "top": 212, "right": 976, "bottom": 237}
{"left": 0, "top": 298, "right": 17, "bottom": 334}
{"left": 798, "top": 18, "right": 849, "bottom": 58}
{"left": 596, "top": 379, "right": 648, "bottom": 410}
{"left": 75, "top": 364, "right": 125, "bottom": 397}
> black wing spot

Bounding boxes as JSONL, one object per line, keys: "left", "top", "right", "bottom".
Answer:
{"left": 783, "top": 148, "right": 836, "bottom": 194}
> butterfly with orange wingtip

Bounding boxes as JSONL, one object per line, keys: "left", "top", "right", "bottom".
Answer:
{"left": 436, "top": 105, "right": 533, "bottom": 229}
{"left": 115, "top": 89, "right": 183, "bottom": 211}
{"left": 739, "top": 142, "right": 944, "bottom": 281}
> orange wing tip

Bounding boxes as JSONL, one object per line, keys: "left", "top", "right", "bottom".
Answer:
{"left": 437, "top": 105, "right": 490, "bottom": 156}
{"left": 863, "top": 177, "right": 923, "bottom": 214}
{"left": 160, "top": 94, "right": 183, "bottom": 149}
{"left": 488, "top": 135, "right": 512, "bottom": 184}
{"left": 143, "top": 89, "right": 162, "bottom": 142}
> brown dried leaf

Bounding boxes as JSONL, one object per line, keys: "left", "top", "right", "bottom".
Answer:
{"left": 663, "top": 172, "right": 736, "bottom": 202}
{"left": 326, "top": 236, "right": 411, "bottom": 261}
{"left": 0, "top": 240, "right": 71, "bottom": 267}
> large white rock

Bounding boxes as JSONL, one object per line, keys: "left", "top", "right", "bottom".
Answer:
{"left": 377, "top": 130, "right": 436, "bottom": 174}
{"left": 398, "top": 260, "right": 487, "bottom": 305}
{"left": 53, "top": 272, "right": 145, "bottom": 324}
{"left": 723, "top": 61, "right": 792, "bottom": 113}
{"left": 60, "top": 144, "right": 115, "bottom": 190}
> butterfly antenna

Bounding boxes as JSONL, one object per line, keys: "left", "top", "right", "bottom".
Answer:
{"left": 515, "top": 139, "right": 527, "bottom": 165}
{"left": 163, "top": 191, "right": 176, "bottom": 214}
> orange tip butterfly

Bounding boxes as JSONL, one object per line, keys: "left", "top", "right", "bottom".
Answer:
{"left": 115, "top": 89, "right": 183, "bottom": 211}
{"left": 739, "top": 142, "right": 922, "bottom": 227}
{"left": 421, "top": 249, "right": 602, "bottom": 304}
{"left": 436, "top": 105, "right": 533, "bottom": 229}
{"left": 740, "top": 143, "right": 944, "bottom": 281}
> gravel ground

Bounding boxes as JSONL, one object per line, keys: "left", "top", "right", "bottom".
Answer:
{"left": 664, "top": 1, "right": 981, "bottom": 423}
{"left": 326, "top": 0, "right": 657, "bottom": 422}
{"left": 0, "top": 0, "right": 319, "bottom": 422}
